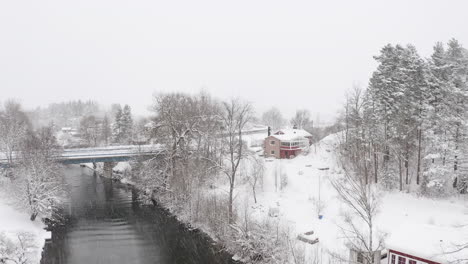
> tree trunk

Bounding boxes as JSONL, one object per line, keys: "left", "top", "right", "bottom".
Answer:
{"left": 228, "top": 180, "right": 234, "bottom": 224}
{"left": 364, "top": 155, "right": 369, "bottom": 185}
{"left": 167, "top": 135, "right": 177, "bottom": 190}
{"left": 405, "top": 158, "right": 409, "bottom": 185}
{"left": 345, "top": 102, "right": 349, "bottom": 144}
{"left": 416, "top": 128, "right": 422, "bottom": 185}
{"left": 405, "top": 142, "right": 409, "bottom": 185}
{"left": 368, "top": 218, "right": 373, "bottom": 264}
{"left": 30, "top": 212, "right": 38, "bottom": 221}
{"left": 399, "top": 157, "right": 403, "bottom": 191}
{"left": 252, "top": 186, "right": 257, "bottom": 204}
{"left": 383, "top": 109, "right": 390, "bottom": 163}
{"left": 373, "top": 142, "right": 378, "bottom": 184}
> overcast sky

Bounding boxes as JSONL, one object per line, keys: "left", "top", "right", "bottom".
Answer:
{"left": 1, "top": 1, "right": 467, "bottom": 122}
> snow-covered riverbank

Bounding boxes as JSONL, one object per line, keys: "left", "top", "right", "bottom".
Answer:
{"left": 0, "top": 181, "right": 50, "bottom": 263}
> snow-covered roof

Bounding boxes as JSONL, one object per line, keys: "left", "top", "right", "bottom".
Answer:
{"left": 385, "top": 213, "right": 468, "bottom": 263}
{"left": 276, "top": 128, "right": 312, "bottom": 137}
{"left": 270, "top": 128, "right": 312, "bottom": 141}
{"left": 377, "top": 189, "right": 468, "bottom": 263}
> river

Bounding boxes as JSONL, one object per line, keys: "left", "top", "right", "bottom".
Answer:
{"left": 40, "top": 166, "right": 236, "bottom": 264}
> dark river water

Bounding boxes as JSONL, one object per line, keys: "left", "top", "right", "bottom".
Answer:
{"left": 41, "top": 166, "right": 236, "bottom": 264}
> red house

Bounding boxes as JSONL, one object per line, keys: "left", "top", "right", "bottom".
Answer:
{"left": 387, "top": 249, "right": 441, "bottom": 264}
{"left": 264, "top": 128, "right": 313, "bottom": 159}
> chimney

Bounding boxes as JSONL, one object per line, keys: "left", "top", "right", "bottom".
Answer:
{"left": 268, "top": 126, "right": 271, "bottom": 136}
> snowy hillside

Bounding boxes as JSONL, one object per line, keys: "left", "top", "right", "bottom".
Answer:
{"left": 242, "top": 133, "right": 468, "bottom": 263}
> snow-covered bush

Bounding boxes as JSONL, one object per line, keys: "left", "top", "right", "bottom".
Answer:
{"left": 8, "top": 126, "right": 67, "bottom": 221}
{"left": 112, "top": 162, "right": 132, "bottom": 181}
{"left": 421, "top": 166, "right": 454, "bottom": 197}
{"left": 194, "top": 193, "right": 232, "bottom": 237}
{"left": 0, "top": 232, "right": 37, "bottom": 264}
{"left": 10, "top": 157, "right": 66, "bottom": 221}
{"left": 228, "top": 216, "right": 304, "bottom": 264}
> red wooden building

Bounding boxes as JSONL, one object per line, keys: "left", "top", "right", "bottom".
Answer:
{"left": 264, "top": 128, "right": 312, "bottom": 159}
{"left": 387, "top": 249, "right": 441, "bottom": 264}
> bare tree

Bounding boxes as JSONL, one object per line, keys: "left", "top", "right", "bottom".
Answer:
{"left": 134, "top": 151, "right": 170, "bottom": 201}
{"left": 150, "top": 92, "right": 222, "bottom": 205}
{"left": 261, "top": 107, "right": 285, "bottom": 131}
{"left": 209, "top": 98, "right": 253, "bottom": 224}
{"left": 12, "top": 126, "right": 65, "bottom": 221}
{"left": 247, "top": 155, "right": 264, "bottom": 203}
{"left": 0, "top": 232, "right": 37, "bottom": 264}
{"left": 79, "top": 115, "right": 100, "bottom": 147}
{"left": 100, "top": 115, "right": 111, "bottom": 146}
{"left": 151, "top": 93, "right": 203, "bottom": 192}
{"left": 290, "top": 109, "right": 313, "bottom": 131}
{"left": 437, "top": 234, "right": 468, "bottom": 264}
{"left": 330, "top": 159, "right": 384, "bottom": 263}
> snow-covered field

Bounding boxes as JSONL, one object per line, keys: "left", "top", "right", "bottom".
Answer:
{"left": 240, "top": 133, "right": 468, "bottom": 263}
{"left": 0, "top": 180, "right": 50, "bottom": 263}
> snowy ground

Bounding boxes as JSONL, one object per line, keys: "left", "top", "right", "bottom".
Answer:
{"left": 239, "top": 133, "right": 468, "bottom": 263}
{"left": 0, "top": 179, "right": 50, "bottom": 263}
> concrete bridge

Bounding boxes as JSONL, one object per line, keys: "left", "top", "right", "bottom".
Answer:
{"left": 59, "top": 145, "right": 164, "bottom": 164}
{"left": 0, "top": 145, "right": 164, "bottom": 177}
{"left": 0, "top": 126, "right": 268, "bottom": 176}
{"left": 60, "top": 145, "right": 164, "bottom": 178}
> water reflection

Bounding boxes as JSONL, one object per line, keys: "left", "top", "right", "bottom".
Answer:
{"left": 41, "top": 166, "right": 235, "bottom": 264}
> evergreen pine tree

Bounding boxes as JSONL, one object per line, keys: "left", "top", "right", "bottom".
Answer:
{"left": 101, "top": 115, "right": 111, "bottom": 145}
{"left": 112, "top": 105, "right": 123, "bottom": 143}
{"left": 121, "top": 105, "right": 133, "bottom": 143}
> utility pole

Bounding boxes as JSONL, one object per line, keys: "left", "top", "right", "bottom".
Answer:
{"left": 317, "top": 167, "right": 329, "bottom": 219}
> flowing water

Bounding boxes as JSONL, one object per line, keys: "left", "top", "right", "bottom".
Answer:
{"left": 41, "top": 166, "right": 235, "bottom": 264}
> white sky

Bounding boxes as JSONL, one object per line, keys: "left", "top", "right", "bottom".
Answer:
{"left": 1, "top": 0, "right": 467, "bottom": 122}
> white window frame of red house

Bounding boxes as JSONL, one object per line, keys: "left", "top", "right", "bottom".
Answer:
{"left": 279, "top": 139, "right": 308, "bottom": 150}
{"left": 388, "top": 249, "right": 441, "bottom": 264}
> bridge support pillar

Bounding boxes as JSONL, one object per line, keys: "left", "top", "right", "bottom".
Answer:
{"left": 103, "top": 162, "right": 115, "bottom": 179}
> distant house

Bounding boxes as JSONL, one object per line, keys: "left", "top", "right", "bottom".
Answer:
{"left": 264, "top": 128, "right": 313, "bottom": 159}
{"left": 387, "top": 249, "right": 441, "bottom": 264}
